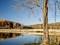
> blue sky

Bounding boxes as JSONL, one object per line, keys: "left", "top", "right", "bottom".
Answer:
{"left": 0, "top": 0, "right": 60, "bottom": 25}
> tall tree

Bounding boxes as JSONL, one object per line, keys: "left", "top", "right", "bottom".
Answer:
{"left": 41, "top": 0, "right": 49, "bottom": 45}
{"left": 13, "top": 0, "right": 49, "bottom": 45}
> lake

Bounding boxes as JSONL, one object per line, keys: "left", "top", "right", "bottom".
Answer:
{"left": 0, "top": 34, "right": 42, "bottom": 45}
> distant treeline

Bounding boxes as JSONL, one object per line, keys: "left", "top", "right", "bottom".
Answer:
{"left": 0, "top": 20, "right": 60, "bottom": 29}
{"left": 30, "top": 23, "right": 60, "bottom": 29}
{"left": 0, "top": 20, "right": 22, "bottom": 29}
{"left": 0, "top": 20, "right": 33, "bottom": 29}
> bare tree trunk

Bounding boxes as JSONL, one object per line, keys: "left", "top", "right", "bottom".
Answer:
{"left": 41, "top": 0, "right": 49, "bottom": 45}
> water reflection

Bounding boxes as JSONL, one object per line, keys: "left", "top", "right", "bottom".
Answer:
{"left": 0, "top": 34, "right": 42, "bottom": 45}
{"left": 0, "top": 33, "right": 21, "bottom": 40}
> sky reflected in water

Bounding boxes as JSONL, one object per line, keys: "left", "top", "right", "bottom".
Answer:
{"left": 0, "top": 34, "right": 42, "bottom": 45}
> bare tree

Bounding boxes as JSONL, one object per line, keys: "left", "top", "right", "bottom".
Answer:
{"left": 41, "top": 0, "right": 49, "bottom": 45}
{"left": 13, "top": 0, "right": 49, "bottom": 45}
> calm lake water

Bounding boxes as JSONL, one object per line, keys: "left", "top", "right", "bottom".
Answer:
{"left": 0, "top": 34, "right": 42, "bottom": 45}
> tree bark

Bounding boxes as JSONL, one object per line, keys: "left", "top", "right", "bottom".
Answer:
{"left": 41, "top": 0, "right": 49, "bottom": 45}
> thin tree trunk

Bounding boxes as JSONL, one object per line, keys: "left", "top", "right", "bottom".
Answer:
{"left": 41, "top": 0, "right": 49, "bottom": 45}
